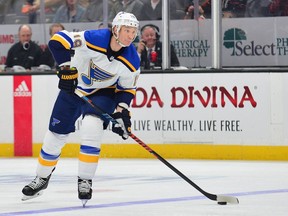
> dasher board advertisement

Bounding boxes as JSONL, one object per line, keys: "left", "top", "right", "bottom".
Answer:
{"left": 1, "top": 72, "right": 286, "bottom": 146}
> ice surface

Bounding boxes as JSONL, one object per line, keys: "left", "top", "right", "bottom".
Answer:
{"left": 0, "top": 158, "right": 287, "bottom": 216}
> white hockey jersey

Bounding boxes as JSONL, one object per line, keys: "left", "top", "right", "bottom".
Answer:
{"left": 49, "top": 28, "right": 140, "bottom": 105}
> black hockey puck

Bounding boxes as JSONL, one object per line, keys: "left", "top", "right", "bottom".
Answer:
{"left": 217, "top": 202, "right": 227, "bottom": 205}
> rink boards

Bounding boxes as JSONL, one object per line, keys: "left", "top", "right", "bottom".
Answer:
{"left": 0, "top": 72, "right": 288, "bottom": 160}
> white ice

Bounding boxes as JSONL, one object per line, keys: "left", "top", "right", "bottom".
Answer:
{"left": 0, "top": 158, "right": 287, "bottom": 216}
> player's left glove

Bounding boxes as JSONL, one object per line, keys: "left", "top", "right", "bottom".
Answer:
{"left": 57, "top": 66, "right": 78, "bottom": 94}
{"left": 111, "top": 109, "right": 131, "bottom": 140}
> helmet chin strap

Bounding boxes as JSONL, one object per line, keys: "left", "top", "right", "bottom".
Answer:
{"left": 113, "top": 32, "right": 127, "bottom": 47}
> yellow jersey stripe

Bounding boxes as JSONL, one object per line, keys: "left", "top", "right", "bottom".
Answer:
{"left": 51, "top": 34, "right": 71, "bottom": 50}
{"left": 118, "top": 56, "right": 136, "bottom": 71}
{"left": 86, "top": 41, "right": 106, "bottom": 52}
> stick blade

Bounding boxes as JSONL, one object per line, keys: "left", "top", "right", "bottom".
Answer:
{"left": 216, "top": 195, "right": 239, "bottom": 204}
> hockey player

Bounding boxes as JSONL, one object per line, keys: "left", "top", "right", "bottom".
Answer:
{"left": 21, "top": 11, "right": 140, "bottom": 207}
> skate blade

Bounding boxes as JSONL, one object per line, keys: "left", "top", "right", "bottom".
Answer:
{"left": 81, "top": 199, "right": 89, "bottom": 207}
{"left": 21, "top": 191, "right": 44, "bottom": 201}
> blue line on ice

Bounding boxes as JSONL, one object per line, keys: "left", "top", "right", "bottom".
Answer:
{"left": 1, "top": 189, "right": 288, "bottom": 215}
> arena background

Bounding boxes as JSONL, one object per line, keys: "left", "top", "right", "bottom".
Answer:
{"left": 1, "top": 18, "right": 288, "bottom": 160}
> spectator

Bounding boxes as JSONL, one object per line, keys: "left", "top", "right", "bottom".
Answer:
{"left": 108, "top": 0, "right": 144, "bottom": 21}
{"left": 245, "top": 0, "right": 272, "bottom": 17}
{"left": 53, "top": 0, "right": 86, "bottom": 23}
{"left": 269, "top": 0, "right": 288, "bottom": 16}
{"left": 28, "top": 0, "right": 63, "bottom": 19}
{"left": 140, "top": 0, "right": 178, "bottom": 20}
{"left": 39, "top": 23, "right": 65, "bottom": 69}
{"left": 184, "top": 1, "right": 205, "bottom": 20}
{"left": 82, "top": 0, "right": 113, "bottom": 22}
{"left": 137, "top": 24, "right": 179, "bottom": 69}
{"left": 183, "top": 0, "right": 209, "bottom": 20}
{"left": 184, "top": 0, "right": 247, "bottom": 19}
{"left": 5, "top": 24, "right": 42, "bottom": 70}
{"left": 21, "top": 0, "right": 37, "bottom": 23}
{"left": 222, "top": 0, "right": 247, "bottom": 18}
{"left": 29, "top": 0, "right": 63, "bottom": 11}
{"left": 25, "top": 0, "right": 63, "bottom": 23}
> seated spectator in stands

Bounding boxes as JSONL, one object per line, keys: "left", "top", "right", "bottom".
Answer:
{"left": 140, "top": 0, "right": 178, "bottom": 20}
{"left": 29, "top": 0, "right": 63, "bottom": 11}
{"left": 5, "top": 24, "right": 42, "bottom": 70}
{"left": 245, "top": 0, "right": 272, "bottom": 17}
{"left": 183, "top": 0, "right": 209, "bottom": 20}
{"left": 222, "top": 0, "right": 247, "bottom": 18}
{"left": 21, "top": 0, "right": 37, "bottom": 23}
{"left": 184, "top": 1, "right": 205, "bottom": 20}
{"left": 269, "top": 0, "right": 288, "bottom": 16}
{"left": 184, "top": 0, "right": 247, "bottom": 19}
{"left": 53, "top": 0, "right": 85, "bottom": 23}
{"left": 108, "top": 0, "right": 144, "bottom": 21}
{"left": 39, "top": 23, "right": 65, "bottom": 69}
{"left": 82, "top": 0, "right": 113, "bottom": 22}
{"left": 137, "top": 24, "right": 179, "bottom": 69}
{"left": 27, "top": 0, "right": 63, "bottom": 21}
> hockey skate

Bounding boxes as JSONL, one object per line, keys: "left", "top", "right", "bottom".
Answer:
{"left": 78, "top": 177, "right": 92, "bottom": 207}
{"left": 21, "top": 168, "right": 55, "bottom": 201}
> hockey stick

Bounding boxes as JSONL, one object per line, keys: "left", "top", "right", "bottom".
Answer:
{"left": 75, "top": 89, "right": 239, "bottom": 205}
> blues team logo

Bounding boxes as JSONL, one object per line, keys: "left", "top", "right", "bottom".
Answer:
{"left": 51, "top": 118, "right": 60, "bottom": 126}
{"left": 81, "top": 60, "right": 114, "bottom": 86}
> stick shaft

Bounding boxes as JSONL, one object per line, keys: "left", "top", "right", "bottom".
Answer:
{"left": 75, "top": 90, "right": 231, "bottom": 202}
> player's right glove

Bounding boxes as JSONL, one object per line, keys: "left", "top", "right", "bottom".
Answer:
{"left": 57, "top": 66, "right": 78, "bottom": 94}
{"left": 111, "top": 109, "right": 131, "bottom": 140}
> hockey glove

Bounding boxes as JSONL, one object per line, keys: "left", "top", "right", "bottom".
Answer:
{"left": 111, "top": 109, "right": 131, "bottom": 140}
{"left": 57, "top": 67, "right": 78, "bottom": 94}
